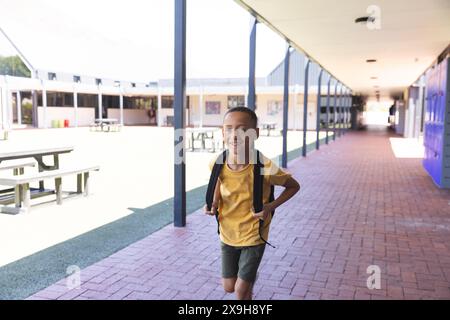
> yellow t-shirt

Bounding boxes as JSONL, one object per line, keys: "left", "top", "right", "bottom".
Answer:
{"left": 208, "top": 152, "right": 292, "bottom": 247}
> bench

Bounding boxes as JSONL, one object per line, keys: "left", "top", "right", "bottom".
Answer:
{"left": 0, "top": 165, "right": 100, "bottom": 214}
{"left": 0, "top": 161, "right": 36, "bottom": 174}
{"left": 0, "top": 161, "right": 36, "bottom": 196}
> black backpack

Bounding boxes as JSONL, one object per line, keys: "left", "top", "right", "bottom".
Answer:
{"left": 205, "top": 149, "right": 276, "bottom": 248}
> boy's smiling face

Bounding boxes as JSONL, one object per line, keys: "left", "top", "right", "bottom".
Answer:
{"left": 222, "top": 111, "right": 259, "bottom": 160}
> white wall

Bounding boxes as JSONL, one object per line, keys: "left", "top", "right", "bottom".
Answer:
{"left": 189, "top": 95, "right": 200, "bottom": 126}
{"left": 202, "top": 95, "right": 228, "bottom": 127}
{"left": 159, "top": 107, "right": 189, "bottom": 126}
{"left": 107, "top": 109, "right": 150, "bottom": 125}
{"left": 186, "top": 93, "right": 319, "bottom": 130}
{"left": 37, "top": 107, "right": 95, "bottom": 128}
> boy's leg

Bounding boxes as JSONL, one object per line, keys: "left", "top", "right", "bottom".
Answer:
{"left": 222, "top": 277, "right": 237, "bottom": 294}
{"left": 235, "top": 243, "right": 266, "bottom": 300}
{"left": 235, "top": 278, "right": 254, "bottom": 300}
{"left": 220, "top": 242, "right": 241, "bottom": 293}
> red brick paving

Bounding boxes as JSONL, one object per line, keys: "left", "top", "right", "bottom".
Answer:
{"left": 27, "top": 126, "right": 450, "bottom": 300}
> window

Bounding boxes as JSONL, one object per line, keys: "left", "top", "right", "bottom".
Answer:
{"left": 63, "top": 93, "right": 73, "bottom": 107}
{"left": 39, "top": 92, "right": 73, "bottom": 107}
{"left": 227, "top": 95, "right": 245, "bottom": 108}
{"left": 160, "top": 96, "right": 190, "bottom": 109}
{"left": 114, "top": 81, "right": 120, "bottom": 87}
{"left": 103, "top": 95, "right": 120, "bottom": 108}
{"left": 73, "top": 75, "right": 81, "bottom": 83}
{"left": 162, "top": 96, "right": 174, "bottom": 108}
{"left": 48, "top": 72, "right": 57, "bottom": 81}
{"left": 77, "top": 94, "right": 98, "bottom": 108}
{"left": 149, "top": 96, "right": 157, "bottom": 109}
{"left": 319, "top": 95, "right": 336, "bottom": 108}
{"left": 123, "top": 96, "right": 152, "bottom": 109}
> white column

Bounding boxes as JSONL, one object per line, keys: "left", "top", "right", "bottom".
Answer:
{"left": 157, "top": 86, "right": 162, "bottom": 127}
{"left": 98, "top": 85, "right": 102, "bottom": 121}
{"left": 0, "top": 84, "right": 6, "bottom": 130}
{"left": 73, "top": 87, "right": 78, "bottom": 127}
{"left": 244, "top": 85, "right": 248, "bottom": 109}
{"left": 199, "top": 86, "right": 204, "bottom": 128}
{"left": 42, "top": 82, "right": 47, "bottom": 129}
{"left": 6, "top": 90, "right": 12, "bottom": 129}
{"left": 16, "top": 91, "right": 22, "bottom": 126}
{"left": 3, "top": 76, "right": 12, "bottom": 130}
{"left": 119, "top": 88, "right": 124, "bottom": 126}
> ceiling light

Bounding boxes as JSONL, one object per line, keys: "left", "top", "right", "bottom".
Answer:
{"left": 370, "top": 77, "right": 378, "bottom": 80}
{"left": 366, "top": 59, "right": 377, "bottom": 63}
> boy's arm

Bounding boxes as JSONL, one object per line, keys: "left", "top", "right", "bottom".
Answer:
{"left": 253, "top": 176, "right": 300, "bottom": 219}
{"left": 268, "top": 176, "right": 300, "bottom": 211}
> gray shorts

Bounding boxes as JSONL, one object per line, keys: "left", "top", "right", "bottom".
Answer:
{"left": 220, "top": 241, "right": 266, "bottom": 283}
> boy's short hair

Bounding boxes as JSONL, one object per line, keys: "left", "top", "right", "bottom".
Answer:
{"left": 224, "top": 107, "right": 258, "bottom": 128}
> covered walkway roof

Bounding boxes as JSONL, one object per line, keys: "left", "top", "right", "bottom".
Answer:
{"left": 235, "top": 0, "right": 450, "bottom": 99}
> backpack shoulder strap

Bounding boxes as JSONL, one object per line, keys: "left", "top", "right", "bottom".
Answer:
{"left": 253, "top": 150, "right": 264, "bottom": 213}
{"left": 205, "top": 150, "right": 227, "bottom": 234}
{"left": 254, "top": 150, "right": 276, "bottom": 248}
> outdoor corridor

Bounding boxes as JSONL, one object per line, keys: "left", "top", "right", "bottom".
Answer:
{"left": 28, "top": 125, "right": 450, "bottom": 300}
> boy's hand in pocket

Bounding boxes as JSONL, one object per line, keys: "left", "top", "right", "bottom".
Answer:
{"left": 252, "top": 203, "right": 273, "bottom": 221}
{"left": 204, "top": 203, "right": 218, "bottom": 216}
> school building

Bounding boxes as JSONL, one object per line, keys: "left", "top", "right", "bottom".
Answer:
{"left": 1, "top": 50, "right": 357, "bottom": 132}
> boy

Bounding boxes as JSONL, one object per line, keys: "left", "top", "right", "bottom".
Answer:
{"left": 204, "top": 107, "right": 300, "bottom": 300}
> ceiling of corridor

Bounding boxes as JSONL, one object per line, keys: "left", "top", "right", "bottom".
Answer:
{"left": 235, "top": 0, "right": 450, "bottom": 99}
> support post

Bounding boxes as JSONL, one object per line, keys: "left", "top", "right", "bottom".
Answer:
{"left": 316, "top": 69, "right": 323, "bottom": 150}
{"left": 73, "top": 87, "right": 78, "bottom": 127}
{"left": 281, "top": 45, "right": 290, "bottom": 168}
{"left": 119, "top": 88, "right": 124, "bottom": 126}
{"left": 325, "top": 76, "right": 332, "bottom": 144}
{"left": 247, "top": 17, "right": 257, "bottom": 110}
{"left": 302, "top": 59, "right": 311, "bottom": 157}
{"left": 42, "top": 82, "right": 47, "bottom": 129}
{"left": 174, "top": 0, "right": 187, "bottom": 227}
{"left": 333, "top": 82, "right": 339, "bottom": 141}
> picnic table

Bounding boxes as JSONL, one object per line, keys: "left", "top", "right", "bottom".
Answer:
{"left": 261, "top": 122, "right": 278, "bottom": 136}
{"left": 91, "top": 118, "right": 121, "bottom": 132}
{"left": 0, "top": 145, "right": 74, "bottom": 170}
{"left": 0, "top": 146, "right": 74, "bottom": 211}
{"left": 0, "top": 145, "right": 99, "bottom": 213}
{"left": 0, "top": 145, "right": 74, "bottom": 189}
{"left": 187, "top": 127, "right": 223, "bottom": 152}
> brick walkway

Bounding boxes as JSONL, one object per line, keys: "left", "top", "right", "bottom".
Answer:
{"left": 27, "top": 126, "right": 450, "bottom": 300}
